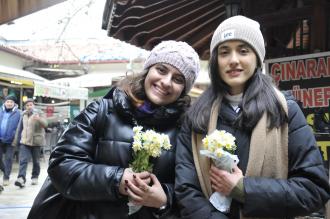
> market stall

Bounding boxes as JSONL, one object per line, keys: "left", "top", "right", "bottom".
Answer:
{"left": 0, "top": 64, "right": 48, "bottom": 107}
{"left": 33, "top": 81, "right": 88, "bottom": 119}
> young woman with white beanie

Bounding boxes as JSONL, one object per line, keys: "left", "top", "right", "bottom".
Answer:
{"left": 175, "top": 15, "right": 329, "bottom": 219}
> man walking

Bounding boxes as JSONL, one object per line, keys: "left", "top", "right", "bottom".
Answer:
{"left": 14, "top": 98, "right": 47, "bottom": 188}
{"left": 0, "top": 95, "right": 21, "bottom": 186}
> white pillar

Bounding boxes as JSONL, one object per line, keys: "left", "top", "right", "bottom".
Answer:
{"left": 79, "top": 99, "right": 86, "bottom": 111}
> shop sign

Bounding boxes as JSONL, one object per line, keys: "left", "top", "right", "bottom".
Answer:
{"left": 34, "top": 81, "right": 88, "bottom": 100}
{"left": 266, "top": 52, "right": 330, "bottom": 166}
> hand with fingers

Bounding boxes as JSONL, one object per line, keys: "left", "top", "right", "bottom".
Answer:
{"left": 209, "top": 165, "right": 243, "bottom": 196}
{"left": 119, "top": 168, "right": 151, "bottom": 196}
{"left": 125, "top": 173, "right": 167, "bottom": 209}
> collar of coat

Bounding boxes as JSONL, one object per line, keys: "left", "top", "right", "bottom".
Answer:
{"left": 191, "top": 88, "right": 288, "bottom": 201}
{"left": 2, "top": 104, "right": 18, "bottom": 112}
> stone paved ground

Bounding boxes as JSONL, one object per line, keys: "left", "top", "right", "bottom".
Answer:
{"left": 0, "top": 156, "right": 48, "bottom": 219}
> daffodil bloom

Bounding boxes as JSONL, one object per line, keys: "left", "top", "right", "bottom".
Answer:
{"left": 202, "top": 130, "right": 237, "bottom": 158}
{"left": 200, "top": 130, "right": 239, "bottom": 213}
{"left": 130, "top": 126, "right": 172, "bottom": 172}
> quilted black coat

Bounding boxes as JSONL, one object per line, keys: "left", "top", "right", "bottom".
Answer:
{"left": 175, "top": 95, "right": 330, "bottom": 219}
{"left": 28, "top": 88, "right": 182, "bottom": 219}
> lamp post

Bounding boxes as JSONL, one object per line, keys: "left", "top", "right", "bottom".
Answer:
{"left": 224, "top": 0, "right": 241, "bottom": 17}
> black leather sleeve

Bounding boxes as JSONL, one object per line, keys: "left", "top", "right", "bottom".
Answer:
{"left": 48, "top": 100, "right": 125, "bottom": 201}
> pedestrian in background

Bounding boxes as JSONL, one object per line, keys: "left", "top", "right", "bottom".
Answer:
{"left": 175, "top": 15, "right": 330, "bottom": 219}
{"left": 0, "top": 95, "right": 21, "bottom": 186}
{"left": 0, "top": 87, "right": 9, "bottom": 106}
{"left": 13, "top": 98, "right": 48, "bottom": 188}
{"left": 28, "top": 40, "right": 200, "bottom": 219}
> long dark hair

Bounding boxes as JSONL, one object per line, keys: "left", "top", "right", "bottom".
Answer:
{"left": 116, "top": 69, "right": 191, "bottom": 111}
{"left": 188, "top": 49, "right": 287, "bottom": 133}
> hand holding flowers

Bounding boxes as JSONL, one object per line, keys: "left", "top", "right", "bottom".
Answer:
{"left": 210, "top": 165, "right": 243, "bottom": 196}
{"left": 200, "top": 130, "right": 239, "bottom": 213}
{"left": 119, "top": 169, "right": 150, "bottom": 196}
{"left": 127, "top": 126, "right": 172, "bottom": 215}
{"left": 125, "top": 173, "right": 167, "bottom": 208}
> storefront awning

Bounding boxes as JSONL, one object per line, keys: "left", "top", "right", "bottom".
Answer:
{"left": 34, "top": 81, "right": 88, "bottom": 100}
{"left": 89, "top": 87, "right": 110, "bottom": 98}
{"left": 0, "top": 64, "right": 48, "bottom": 86}
{"left": 52, "top": 73, "right": 113, "bottom": 88}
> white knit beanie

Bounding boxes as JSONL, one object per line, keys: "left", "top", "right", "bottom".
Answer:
{"left": 210, "top": 15, "right": 265, "bottom": 68}
{"left": 143, "top": 40, "right": 200, "bottom": 94}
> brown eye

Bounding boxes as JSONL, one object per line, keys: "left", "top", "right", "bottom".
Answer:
{"left": 219, "top": 51, "right": 228, "bottom": 55}
{"left": 218, "top": 48, "right": 229, "bottom": 56}
{"left": 156, "top": 66, "right": 166, "bottom": 74}
{"left": 173, "top": 75, "right": 185, "bottom": 84}
{"left": 240, "top": 48, "right": 249, "bottom": 55}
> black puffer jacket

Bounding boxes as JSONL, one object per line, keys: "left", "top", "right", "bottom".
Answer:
{"left": 175, "top": 95, "right": 330, "bottom": 219}
{"left": 29, "top": 88, "right": 182, "bottom": 219}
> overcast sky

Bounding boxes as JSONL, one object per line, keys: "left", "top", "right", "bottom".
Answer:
{"left": 0, "top": 0, "right": 149, "bottom": 62}
{"left": 0, "top": 0, "right": 109, "bottom": 41}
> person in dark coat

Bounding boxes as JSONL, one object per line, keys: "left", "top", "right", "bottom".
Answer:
{"left": 0, "top": 95, "right": 21, "bottom": 186}
{"left": 175, "top": 15, "right": 330, "bottom": 219}
{"left": 28, "top": 40, "right": 200, "bottom": 219}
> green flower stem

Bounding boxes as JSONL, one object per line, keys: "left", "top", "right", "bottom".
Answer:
{"left": 131, "top": 150, "right": 153, "bottom": 172}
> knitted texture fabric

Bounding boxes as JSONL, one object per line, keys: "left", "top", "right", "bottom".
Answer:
{"left": 210, "top": 15, "right": 265, "bottom": 67}
{"left": 143, "top": 40, "right": 200, "bottom": 94}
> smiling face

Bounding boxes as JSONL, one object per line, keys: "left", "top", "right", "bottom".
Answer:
{"left": 4, "top": 100, "right": 15, "bottom": 109}
{"left": 144, "top": 63, "right": 185, "bottom": 106}
{"left": 217, "top": 40, "right": 257, "bottom": 95}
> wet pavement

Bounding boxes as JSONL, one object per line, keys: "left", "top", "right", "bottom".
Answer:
{"left": 0, "top": 156, "right": 48, "bottom": 219}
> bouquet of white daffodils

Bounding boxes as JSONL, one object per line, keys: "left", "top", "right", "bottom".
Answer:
{"left": 128, "top": 126, "right": 172, "bottom": 215}
{"left": 201, "top": 130, "right": 239, "bottom": 213}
